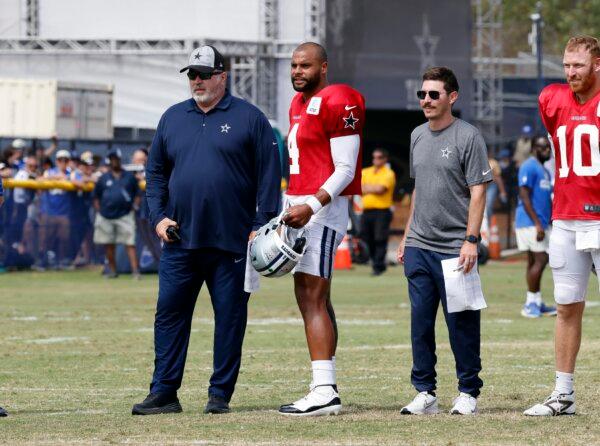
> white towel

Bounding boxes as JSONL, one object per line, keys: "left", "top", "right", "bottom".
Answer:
{"left": 441, "top": 257, "right": 487, "bottom": 313}
{"left": 575, "top": 230, "right": 600, "bottom": 252}
{"left": 244, "top": 242, "right": 260, "bottom": 293}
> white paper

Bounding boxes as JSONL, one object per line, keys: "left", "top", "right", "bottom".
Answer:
{"left": 575, "top": 230, "right": 600, "bottom": 252}
{"left": 441, "top": 257, "right": 487, "bottom": 313}
{"left": 244, "top": 242, "right": 260, "bottom": 293}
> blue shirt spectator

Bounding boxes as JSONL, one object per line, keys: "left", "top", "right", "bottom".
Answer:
{"left": 515, "top": 156, "right": 552, "bottom": 228}
{"left": 146, "top": 91, "right": 281, "bottom": 254}
{"left": 40, "top": 167, "right": 71, "bottom": 217}
{"left": 94, "top": 170, "right": 139, "bottom": 219}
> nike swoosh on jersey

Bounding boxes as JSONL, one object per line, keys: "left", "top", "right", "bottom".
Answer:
{"left": 482, "top": 168, "right": 492, "bottom": 175}
{"left": 344, "top": 105, "right": 357, "bottom": 110}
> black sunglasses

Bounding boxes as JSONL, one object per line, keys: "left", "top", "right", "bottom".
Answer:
{"left": 417, "top": 90, "right": 442, "bottom": 100}
{"left": 187, "top": 70, "right": 222, "bottom": 80}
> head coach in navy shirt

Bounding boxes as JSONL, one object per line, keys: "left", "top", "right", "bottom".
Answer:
{"left": 132, "top": 45, "right": 281, "bottom": 416}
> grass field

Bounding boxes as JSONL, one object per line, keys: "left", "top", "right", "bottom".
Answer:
{"left": 1, "top": 261, "right": 600, "bottom": 445}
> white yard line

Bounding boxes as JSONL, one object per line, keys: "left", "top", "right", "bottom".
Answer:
{"left": 23, "top": 337, "right": 90, "bottom": 344}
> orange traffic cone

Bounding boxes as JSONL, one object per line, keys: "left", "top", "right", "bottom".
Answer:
{"left": 334, "top": 235, "right": 352, "bottom": 270}
{"left": 489, "top": 215, "right": 501, "bottom": 259}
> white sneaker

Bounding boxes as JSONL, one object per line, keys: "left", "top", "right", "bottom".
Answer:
{"left": 278, "top": 385, "right": 341, "bottom": 417}
{"left": 450, "top": 392, "right": 478, "bottom": 415}
{"left": 523, "top": 390, "right": 575, "bottom": 416}
{"left": 400, "top": 391, "right": 439, "bottom": 415}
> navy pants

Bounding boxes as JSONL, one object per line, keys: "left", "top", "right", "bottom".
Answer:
{"left": 150, "top": 247, "right": 250, "bottom": 402}
{"left": 403, "top": 246, "right": 483, "bottom": 397}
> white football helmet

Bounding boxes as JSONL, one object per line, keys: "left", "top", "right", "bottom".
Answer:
{"left": 250, "top": 217, "right": 307, "bottom": 277}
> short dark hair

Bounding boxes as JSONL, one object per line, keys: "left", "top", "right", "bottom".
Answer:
{"left": 294, "top": 42, "right": 328, "bottom": 63}
{"left": 422, "top": 66, "right": 459, "bottom": 93}
{"left": 373, "top": 148, "right": 389, "bottom": 158}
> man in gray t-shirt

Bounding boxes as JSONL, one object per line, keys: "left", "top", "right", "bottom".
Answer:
{"left": 407, "top": 119, "right": 491, "bottom": 253}
{"left": 397, "top": 67, "right": 491, "bottom": 416}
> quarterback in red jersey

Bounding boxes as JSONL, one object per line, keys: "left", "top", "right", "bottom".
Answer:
{"left": 278, "top": 42, "right": 365, "bottom": 416}
{"left": 525, "top": 36, "right": 600, "bottom": 416}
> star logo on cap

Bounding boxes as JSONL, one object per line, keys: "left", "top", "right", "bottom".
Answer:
{"left": 221, "top": 123, "right": 231, "bottom": 133}
{"left": 343, "top": 111, "right": 359, "bottom": 129}
{"left": 194, "top": 52, "right": 201, "bottom": 60}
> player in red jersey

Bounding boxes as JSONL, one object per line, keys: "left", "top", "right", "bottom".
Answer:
{"left": 525, "top": 36, "right": 600, "bottom": 416}
{"left": 278, "top": 42, "right": 365, "bottom": 416}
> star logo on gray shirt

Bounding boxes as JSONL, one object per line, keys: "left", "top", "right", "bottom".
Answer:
{"left": 441, "top": 146, "right": 452, "bottom": 158}
{"left": 221, "top": 123, "right": 231, "bottom": 133}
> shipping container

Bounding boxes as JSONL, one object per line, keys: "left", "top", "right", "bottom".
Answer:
{"left": 0, "top": 79, "right": 113, "bottom": 139}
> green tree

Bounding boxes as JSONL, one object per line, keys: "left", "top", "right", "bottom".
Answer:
{"left": 503, "top": 0, "right": 600, "bottom": 57}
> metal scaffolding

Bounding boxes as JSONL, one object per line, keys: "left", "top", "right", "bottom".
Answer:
{"left": 25, "top": 0, "right": 39, "bottom": 37}
{"left": 472, "top": 0, "right": 503, "bottom": 149}
{"left": 0, "top": 0, "right": 312, "bottom": 121}
{"left": 260, "top": 0, "right": 279, "bottom": 40}
{"left": 0, "top": 36, "right": 279, "bottom": 118}
{"left": 305, "top": 0, "right": 326, "bottom": 43}
{"left": 0, "top": 0, "right": 330, "bottom": 122}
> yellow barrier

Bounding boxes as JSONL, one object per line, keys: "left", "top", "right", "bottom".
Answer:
{"left": 1, "top": 178, "right": 146, "bottom": 192}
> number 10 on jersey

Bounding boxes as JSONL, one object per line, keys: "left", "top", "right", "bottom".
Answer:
{"left": 555, "top": 124, "right": 600, "bottom": 178}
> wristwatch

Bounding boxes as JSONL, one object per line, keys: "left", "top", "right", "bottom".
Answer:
{"left": 465, "top": 235, "right": 479, "bottom": 244}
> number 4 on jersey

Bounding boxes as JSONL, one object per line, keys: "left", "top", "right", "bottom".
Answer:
{"left": 288, "top": 123, "right": 300, "bottom": 174}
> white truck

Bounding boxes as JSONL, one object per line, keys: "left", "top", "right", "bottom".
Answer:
{"left": 0, "top": 78, "right": 113, "bottom": 139}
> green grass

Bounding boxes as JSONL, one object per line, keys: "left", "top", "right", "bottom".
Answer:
{"left": 0, "top": 262, "right": 599, "bottom": 445}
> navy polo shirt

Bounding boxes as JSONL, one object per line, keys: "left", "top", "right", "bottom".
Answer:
{"left": 146, "top": 91, "right": 281, "bottom": 254}
{"left": 94, "top": 170, "right": 139, "bottom": 219}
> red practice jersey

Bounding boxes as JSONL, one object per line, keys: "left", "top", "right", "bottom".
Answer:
{"left": 287, "top": 84, "right": 365, "bottom": 196}
{"left": 539, "top": 83, "right": 600, "bottom": 220}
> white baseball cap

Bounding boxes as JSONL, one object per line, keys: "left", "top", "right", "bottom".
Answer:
{"left": 180, "top": 45, "right": 226, "bottom": 74}
{"left": 12, "top": 138, "right": 26, "bottom": 150}
{"left": 56, "top": 149, "right": 71, "bottom": 159}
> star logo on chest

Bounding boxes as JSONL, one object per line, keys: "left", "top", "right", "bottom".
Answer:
{"left": 343, "top": 111, "right": 359, "bottom": 129}
{"left": 221, "top": 123, "right": 231, "bottom": 133}
{"left": 441, "top": 146, "right": 452, "bottom": 158}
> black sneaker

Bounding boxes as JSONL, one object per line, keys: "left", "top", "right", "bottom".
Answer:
{"left": 203, "top": 395, "right": 230, "bottom": 414}
{"left": 132, "top": 393, "right": 182, "bottom": 415}
{"left": 0, "top": 406, "right": 7, "bottom": 417}
{"left": 105, "top": 271, "right": 119, "bottom": 279}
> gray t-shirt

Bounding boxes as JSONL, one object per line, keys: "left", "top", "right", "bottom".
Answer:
{"left": 406, "top": 119, "right": 492, "bottom": 254}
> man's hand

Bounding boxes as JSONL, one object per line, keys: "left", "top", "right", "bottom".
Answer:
{"left": 535, "top": 223, "right": 545, "bottom": 242}
{"left": 249, "top": 231, "right": 257, "bottom": 241}
{"left": 458, "top": 241, "right": 478, "bottom": 274}
{"left": 282, "top": 204, "right": 313, "bottom": 229}
{"left": 156, "top": 217, "right": 178, "bottom": 243}
{"left": 397, "top": 237, "right": 407, "bottom": 264}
